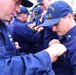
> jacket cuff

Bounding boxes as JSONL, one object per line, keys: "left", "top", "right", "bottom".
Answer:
{"left": 35, "top": 51, "right": 52, "bottom": 73}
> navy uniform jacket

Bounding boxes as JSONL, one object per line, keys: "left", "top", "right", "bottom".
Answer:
{"left": 29, "top": 18, "right": 45, "bottom": 52}
{"left": 43, "top": 27, "right": 59, "bottom": 49}
{"left": 53, "top": 26, "right": 76, "bottom": 75}
{"left": 41, "top": 14, "right": 59, "bottom": 49}
{"left": 0, "top": 20, "right": 55, "bottom": 75}
{"left": 9, "top": 17, "right": 42, "bottom": 53}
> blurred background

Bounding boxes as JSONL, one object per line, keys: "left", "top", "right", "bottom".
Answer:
{"left": 28, "top": 0, "right": 76, "bottom": 13}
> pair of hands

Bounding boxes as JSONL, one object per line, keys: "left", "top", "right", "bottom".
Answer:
{"left": 28, "top": 23, "right": 44, "bottom": 32}
{"left": 15, "top": 36, "right": 67, "bottom": 63}
{"left": 45, "top": 39, "right": 67, "bottom": 63}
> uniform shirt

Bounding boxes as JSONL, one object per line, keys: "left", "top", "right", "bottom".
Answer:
{"left": 0, "top": 20, "right": 55, "bottom": 75}
{"left": 53, "top": 26, "right": 76, "bottom": 75}
{"left": 9, "top": 17, "right": 41, "bottom": 53}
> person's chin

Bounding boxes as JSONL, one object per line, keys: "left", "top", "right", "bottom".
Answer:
{"left": 6, "top": 17, "right": 13, "bottom": 22}
{"left": 57, "top": 33, "right": 63, "bottom": 36}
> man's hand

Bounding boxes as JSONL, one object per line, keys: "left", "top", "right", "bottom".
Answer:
{"left": 45, "top": 44, "right": 67, "bottom": 63}
{"left": 15, "top": 42, "right": 21, "bottom": 49}
{"left": 28, "top": 23, "right": 36, "bottom": 29}
{"left": 34, "top": 26, "right": 44, "bottom": 32}
{"left": 49, "top": 39, "right": 60, "bottom": 47}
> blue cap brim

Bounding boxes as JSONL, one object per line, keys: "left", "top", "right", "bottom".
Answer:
{"left": 21, "top": 0, "right": 33, "bottom": 7}
{"left": 40, "top": 17, "right": 61, "bottom": 27}
{"left": 35, "top": 1, "right": 42, "bottom": 7}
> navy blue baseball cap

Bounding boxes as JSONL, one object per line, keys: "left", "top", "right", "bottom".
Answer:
{"left": 18, "top": 6, "right": 30, "bottom": 15}
{"left": 35, "top": 0, "right": 43, "bottom": 7}
{"left": 21, "top": 0, "right": 33, "bottom": 7}
{"left": 40, "top": 1, "right": 73, "bottom": 27}
{"left": 34, "top": 6, "right": 43, "bottom": 18}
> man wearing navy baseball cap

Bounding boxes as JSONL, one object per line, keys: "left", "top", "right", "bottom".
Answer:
{"left": 41, "top": 1, "right": 76, "bottom": 75}
{"left": 35, "top": 0, "right": 52, "bottom": 10}
{"left": 40, "top": 1, "right": 73, "bottom": 27}
{"left": 0, "top": 0, "right": 68, "bottom": 75}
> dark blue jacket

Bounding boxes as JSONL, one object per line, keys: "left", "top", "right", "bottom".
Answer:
{"left": 43, "top": 27, "right": 59, "bottom": 49}
{"left": 53, "top": 26, "right": 76, "bottom": 75}
{"left": 41, "top": 15, "right": 59, "bottom": 49}
{"left": 9, "top": 17, "right": 42, "bottom": 53}
{"left": 0, "top": 20, "right": 55, "bottom": 75}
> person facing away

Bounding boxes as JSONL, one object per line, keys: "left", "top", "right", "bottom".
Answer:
{"left": 40, "top": 1, "right": 76, "bottom": 75}
{"left": 0, "top": 0, "right": 67, "bottom": 75}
